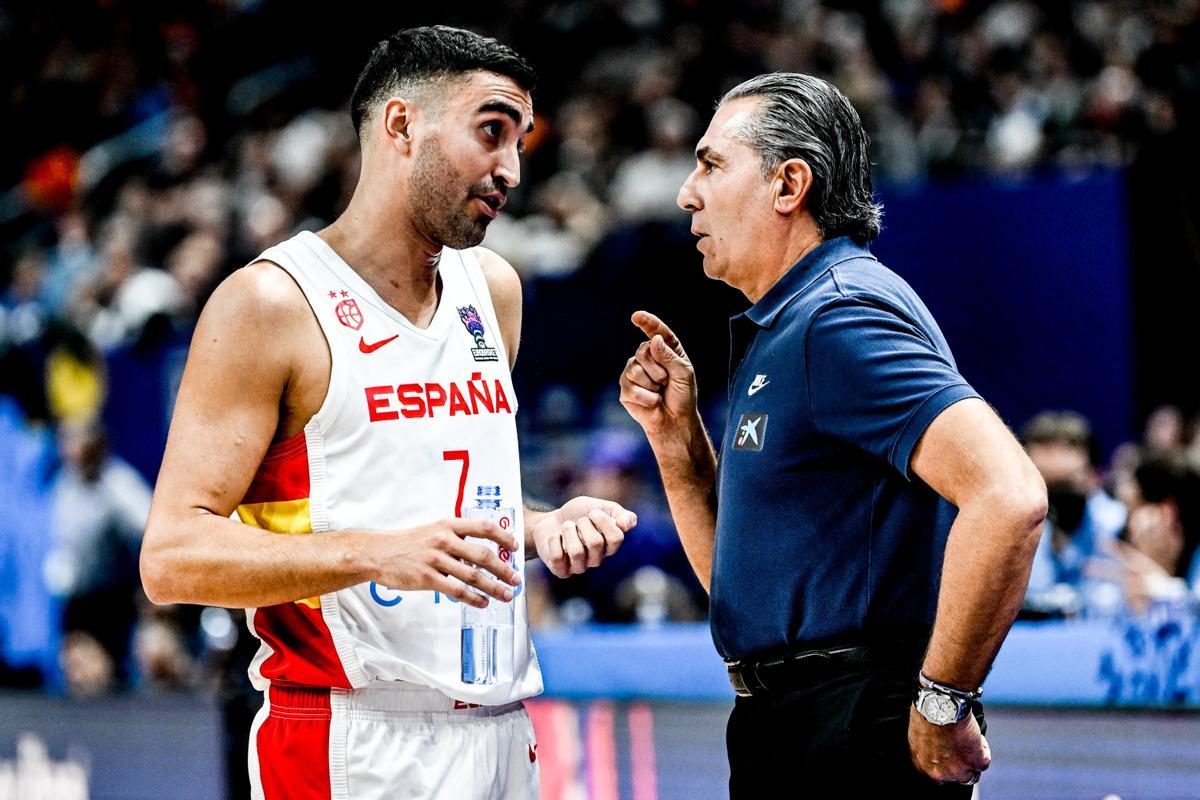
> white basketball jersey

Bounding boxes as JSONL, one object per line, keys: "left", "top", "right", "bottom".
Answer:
{"left": 236, "top": 230, "right": 542, "bottom": 706}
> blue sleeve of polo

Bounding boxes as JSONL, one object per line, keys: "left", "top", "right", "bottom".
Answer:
{"left": 805, "top": 298, "right": 979, "bottom": 479}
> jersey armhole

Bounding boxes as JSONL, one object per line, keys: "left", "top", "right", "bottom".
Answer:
{"left": 255, "top": 255, "right": 350, "bottom": 433}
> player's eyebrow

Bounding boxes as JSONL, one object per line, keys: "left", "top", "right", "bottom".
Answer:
{"left": 696, "top": 145, "right": 725, "bottom": 165}
{"left": 477, "top": 100, "right": 535, "bottom": 134}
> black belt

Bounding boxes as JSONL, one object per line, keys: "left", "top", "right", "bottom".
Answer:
{"left": 725, "top": 643, "right": 904, "bottom": 698}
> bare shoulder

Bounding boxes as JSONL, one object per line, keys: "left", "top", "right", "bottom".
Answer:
{"left": 472, "top": 246, "right": 523, "bottom": 367}
{"left": 204, "top": 260, "right": 311, "bottom": 326}
{"left": 153, "top": 260, "right": 318, "bottom": 521}
{"left": 473, "top": 246, "right": 523, "bottom": 309}
{"left": 194, "top": 260, "right": 318, "bottom": 360}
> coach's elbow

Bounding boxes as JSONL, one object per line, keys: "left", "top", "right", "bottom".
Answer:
{"left": 995, "top": 467, "right": 1048, "bottom": 551}
{"left": 1017, "top": 465, "right": 1049, "bottom": 529}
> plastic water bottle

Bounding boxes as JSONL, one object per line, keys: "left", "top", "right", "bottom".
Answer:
{"left": 460, "top": 485, "right": 516, "bottom": 685}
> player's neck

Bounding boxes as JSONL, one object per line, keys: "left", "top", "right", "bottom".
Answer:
{"left": 318, "top": 202, "right": 444, "bottom": 328}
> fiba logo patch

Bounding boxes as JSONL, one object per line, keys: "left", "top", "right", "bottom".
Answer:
{"left": 457, "top": 305, "right": 499, "bottom": 362}
{"left": 733, "top": 413, "right": 768, "bottom": 451}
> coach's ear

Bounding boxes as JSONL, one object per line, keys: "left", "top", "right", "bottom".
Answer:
{"left": 773, "top": 158, "right": 813, "bottom": 216}
{"left": 381, "top": 98, "right": 416, "bottom": 154}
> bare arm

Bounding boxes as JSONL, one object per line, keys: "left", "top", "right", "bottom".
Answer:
{"left": 476, "top": 247, "right": 636, "bottom": 577}
{"left": 646, "top": 416, "right": 718, "bottom": 592}
{"left": 140, "top": 262, "right": 519, "bottom": 609}
{"left": 906, "top": 397, "right": 1048, "bottom": 783}
{"left": 913, "top": 398, "right": 1047, "bottom": 688}
{"left": 620, "top": 311, "right": 718, "bottom": 591}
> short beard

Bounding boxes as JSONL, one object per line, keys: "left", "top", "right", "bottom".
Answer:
{"left": 409, "top": 135, "right": 492, "bottom": 250}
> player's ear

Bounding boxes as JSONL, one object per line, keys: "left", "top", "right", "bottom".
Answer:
{"left": 773, "top": 158, "right": 813, "bottom": 215}
{"left": 381, "top": 98, "right": 416, "bottom": 155}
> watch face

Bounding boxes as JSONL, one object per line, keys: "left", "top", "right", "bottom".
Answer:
{"left": 919, "top": 691, "right": 959, "bottom": 725}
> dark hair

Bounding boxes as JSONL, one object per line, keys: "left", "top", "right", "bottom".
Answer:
{"left": 720, "top": 73, "right": 882, "bottom": 244}
{"left": 1133, "top": 457, "right": 1200, "bottom": 579}
{"left": 350, "top": 26, "right": 537, "bottom": 138}
{"left": 1021, "top": 410, "right": 1099, "bottom": 466}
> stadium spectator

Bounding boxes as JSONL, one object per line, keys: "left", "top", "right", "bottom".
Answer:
{"left": 44, "top": 418, "right": 151, "bottom": 692}
{"left": 1022, "top": 411, "right": 1127, "bottom": 616}
{"left": 1118, "top": 457, "right": 1200, "bottom": 612}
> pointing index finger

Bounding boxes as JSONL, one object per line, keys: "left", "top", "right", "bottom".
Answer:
{"left": 631, "top": 310, "right": 683, "bottom": 355}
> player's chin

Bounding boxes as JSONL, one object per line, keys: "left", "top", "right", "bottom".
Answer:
{"left": 442, "top": 216, "right": 490, "bottom": 249}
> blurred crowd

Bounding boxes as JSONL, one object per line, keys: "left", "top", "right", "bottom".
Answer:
{"left": 1021, "top": 408, "right": 1200, "bottom": 620}
{"left": 1, "top": 0, "right": 1199, "bottom": 698}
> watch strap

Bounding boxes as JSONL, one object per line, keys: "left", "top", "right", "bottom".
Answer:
{"left": 918, "top": 670, "right": 983, "bottom": 701}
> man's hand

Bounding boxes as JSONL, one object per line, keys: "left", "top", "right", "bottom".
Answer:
{"left": 530, "top": 496, "right": 637, "bottom": 578}
{"left": 620, "top": 311, "right": 699, "bottom": 439}
{"left": 908, "top": 706, "right": 991, "bottom": 786}
{"left": 372, "top": 518, "right": 523, "bottom": 608}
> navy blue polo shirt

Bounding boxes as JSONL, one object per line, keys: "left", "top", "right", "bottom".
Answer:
{"left": 710, "top": 236, "right": 980, "bottom": 660}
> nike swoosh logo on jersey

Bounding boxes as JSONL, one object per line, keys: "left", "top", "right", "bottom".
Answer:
{"left": 748, "top": 375, "right": 770, "bottom": 395}
{"left": 359, "top": 334, "right": 399, "bottom": 353}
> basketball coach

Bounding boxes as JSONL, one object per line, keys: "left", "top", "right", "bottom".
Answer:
{"left": 619, "top": 72, "right": 1048, "bottom": 797}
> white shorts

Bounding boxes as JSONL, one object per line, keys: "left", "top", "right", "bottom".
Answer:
{"left": 249, "top": 682, "right": 540, "bottom": 800}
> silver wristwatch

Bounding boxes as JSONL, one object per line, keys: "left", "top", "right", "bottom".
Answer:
{"left": 914, "top": 670, "right": 982, "bottom": 726}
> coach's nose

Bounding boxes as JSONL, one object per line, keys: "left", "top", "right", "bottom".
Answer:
{"left": 677, "top": 167, "right": 702, "bottom": 212}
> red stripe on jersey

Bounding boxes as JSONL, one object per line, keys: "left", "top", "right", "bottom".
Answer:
{"left": 256, "top": 685, "right": 332, "bottom": 799}
{"left": 242, "top": 430, "right": 310, "bottom": 504}
{"left": 254, "top": 601, "right": 352, "bottom": 689}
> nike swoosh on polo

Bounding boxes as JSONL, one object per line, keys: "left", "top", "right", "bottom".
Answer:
{"left": 359, "top": 334, "right": 399, "bottom": 354}
{"left": 748, "top": 375, "right": 770, "bottom": 396}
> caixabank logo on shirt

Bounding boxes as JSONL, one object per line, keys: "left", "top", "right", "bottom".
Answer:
{"left": 733, "top": 412, "right": 768, "bottom": 451}
{"left": 457, "top": 305, "right": 499, "bottom": 362}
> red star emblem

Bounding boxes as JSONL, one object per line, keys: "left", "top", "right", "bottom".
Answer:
{"left": 340, "top": 290, "right": 350, "bottom": 297}
{"left": 327, "top": 290, "right": 337, "bottom": 299}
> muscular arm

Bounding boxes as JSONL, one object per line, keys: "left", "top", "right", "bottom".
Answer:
{"left": 912, "top": 398, "right": 1047, "bottom": 688}
{"left": 141, "top": 262, "right": 518, "bottom": 609}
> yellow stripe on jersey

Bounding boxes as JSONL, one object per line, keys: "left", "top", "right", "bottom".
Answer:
{"left": 237, "top": 498, "right": 313, "bottom": 534}
{"left": 237, "top": 498, "right": 321, "bottom": 609}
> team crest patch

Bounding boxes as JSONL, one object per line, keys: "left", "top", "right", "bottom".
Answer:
{"left": 335, "top": 298, "right": 364, "bottom": 330}
{"left": 733, "top": 412, "right": 768, "bottom": 451}
{"left": 457, "top": 305, "right": 499, "bottom": 362}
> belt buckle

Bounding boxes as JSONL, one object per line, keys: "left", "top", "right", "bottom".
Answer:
{"left": 726, "top": 660, "right": 753, "bottom": 697}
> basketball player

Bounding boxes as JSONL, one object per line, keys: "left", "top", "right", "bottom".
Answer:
{"left": 140, "top": 27, "right": 635, "bottom": 799}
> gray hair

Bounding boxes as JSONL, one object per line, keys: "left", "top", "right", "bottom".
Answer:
{"left": 721, "top": 73, "right": 882, "bottom": 243}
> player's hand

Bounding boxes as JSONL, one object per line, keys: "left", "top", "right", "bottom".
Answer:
{"left": 374, "top": 518, "right": 522, "bottom": 608}
{"left": 531, "top": 496, "right": 638, "bottom": 578}
{"left": 620, "top": 311, "right": 698, "bottom": 439}
{"left": 907, "top": 704, "right": 991, "bottom": 786}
